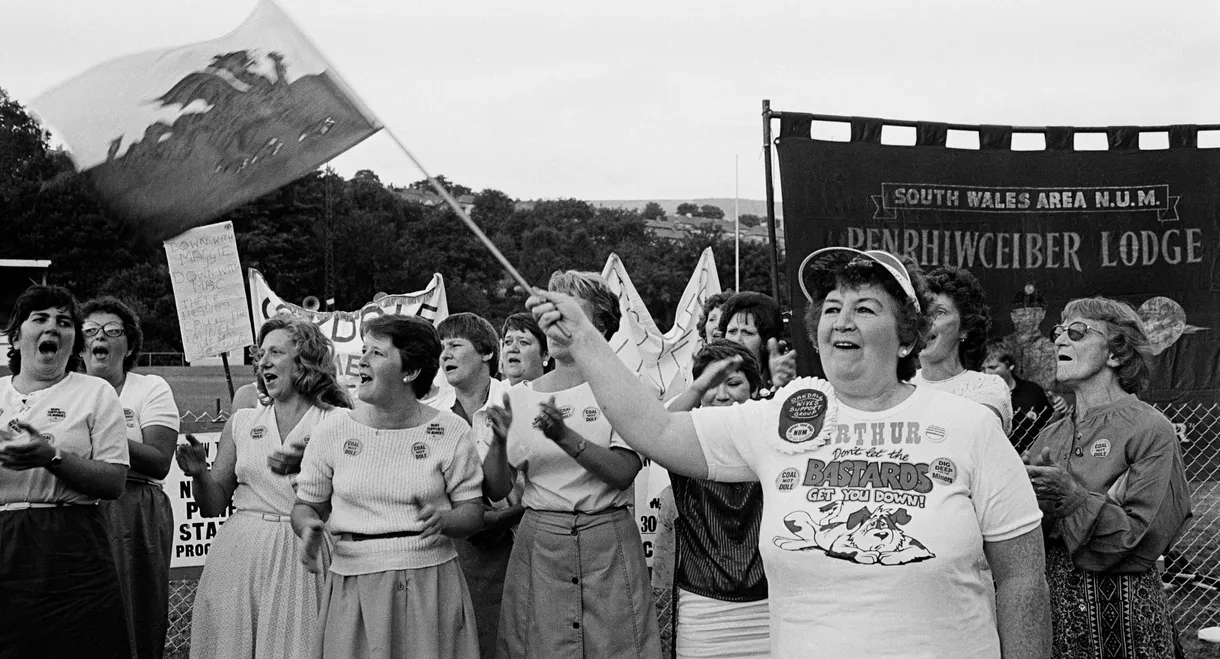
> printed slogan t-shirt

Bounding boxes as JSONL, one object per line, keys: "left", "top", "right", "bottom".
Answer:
{"left": 690, "top": 377, "right": 1041, "bottom": 659}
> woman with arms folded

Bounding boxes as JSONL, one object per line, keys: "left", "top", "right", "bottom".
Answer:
{"left": 294, "top": 315, "right": 484, "bottom": 659}
{"left": 483, "top": 270, "right": 661, "bottom": 659}
{"left": 527, "top": 249, "right": 1051, "bottom": 659}
{"left": 81, "top": 296, "right": 180, "bottom": 659}
{"left": 1025, "top": 297, "right": 1190, "bottom": 658}
{"left": 0, "top": 285, "right": 130, "bottom": 659}
{"left": 176, "top": 317, "right": 351, "bottom": 658}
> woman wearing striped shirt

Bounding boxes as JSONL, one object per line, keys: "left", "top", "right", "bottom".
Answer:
{"left": 294, "top": 315, "right": 484, "bottom": 659}
{"left": 656, "top": 340, "right": 769, "bottom": 658}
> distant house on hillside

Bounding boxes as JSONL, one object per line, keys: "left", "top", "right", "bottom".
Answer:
{"left": 645, "top": 217, "right": 784, "bottom": 244}
{"left": 393, "top": 188, "right": 476, "bottom": 214}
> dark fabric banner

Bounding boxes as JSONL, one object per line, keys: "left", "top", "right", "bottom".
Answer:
{"left": 777, "top": 118, "right": 1220, "bottom": 415}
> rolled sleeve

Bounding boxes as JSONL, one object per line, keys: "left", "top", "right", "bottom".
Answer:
{"left": 689, "top": 404, "right": 759, "bottom": 483}
{"left": 90, "top": 386, "right": 130, "bottom": 466}
{"left": 972, "top": 424, "right": 1042, "bottom": 542}
{"left": 444, "top": 427, "right": 484, "bottom": 503}
{"left": 295, "top": 429, "right": 334, "bottom": 505}
{"left": 140, "top": 376, "right": 181, "bottom": 432}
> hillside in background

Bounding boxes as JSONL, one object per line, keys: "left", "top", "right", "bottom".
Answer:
{"left": 590, "top": 198, "right": 783, "bottom": 221}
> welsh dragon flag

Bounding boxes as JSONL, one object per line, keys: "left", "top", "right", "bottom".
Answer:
{"left": 29, "top": 1, "right": 380, "bottom": 239}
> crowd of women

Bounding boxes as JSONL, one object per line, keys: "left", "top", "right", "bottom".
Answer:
{"left": 0, "top": 245, "right": 1192, "bottom": 659}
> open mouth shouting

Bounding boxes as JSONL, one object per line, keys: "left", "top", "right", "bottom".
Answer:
{"left": 37, "top": 336, "right": 61, "bottom": 359}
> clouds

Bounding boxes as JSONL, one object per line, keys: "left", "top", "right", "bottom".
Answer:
{"left": 5, "top": 0, "right": 1220, "bottom": 201}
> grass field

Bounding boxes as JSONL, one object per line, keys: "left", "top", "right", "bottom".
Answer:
{"left": 149, "top": 365, "right": 256, "bottom": 432}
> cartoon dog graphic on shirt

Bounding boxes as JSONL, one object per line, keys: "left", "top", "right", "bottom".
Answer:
{"left": 773, "top": 498, "right": 934, "bottom": 566}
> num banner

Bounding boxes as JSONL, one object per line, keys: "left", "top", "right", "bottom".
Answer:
{"left": 777, "top": 116, "right": 1218, "bottom": 406}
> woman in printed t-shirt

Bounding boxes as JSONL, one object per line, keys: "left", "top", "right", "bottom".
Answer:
{"left": 526, "top": 249, "right": 1052, "bottom": 659}
{"left": 82, "top": 296, "right": 181, "bottom": 659}
{"left": 294, "top": 315, "right": 484, "bottom": 659}
{"left": 483, "top": 270, "right": 661, "bottom": 659}
{"left": 0, "top": 285, "right": 130, "bottom": 659}
{"left": 176, "top": 317, "right": 352, "bottom": 659}
{"left": 911, "top": 265, "right": 1013, "bottom": 434}
{"left": 1025, "top": 297, "right": 1191, "bottom": 658}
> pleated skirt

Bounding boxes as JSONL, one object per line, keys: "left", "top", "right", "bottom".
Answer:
{"left": 189, "top": 510, "right": 330, "bottom": 659}
{"left": 313, "top": 558, "right": 479, "bottom": 659}
{"left": 496, "top": 507, "right": 661, "bottom": 659}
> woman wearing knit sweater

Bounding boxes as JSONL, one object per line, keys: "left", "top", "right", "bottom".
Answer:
{"left": 294, "top": 314, "right": 484, "bottom": 659}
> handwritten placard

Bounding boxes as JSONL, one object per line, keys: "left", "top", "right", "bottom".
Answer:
{"left": 164, "top": 222, "right": 252, "bottom": 362}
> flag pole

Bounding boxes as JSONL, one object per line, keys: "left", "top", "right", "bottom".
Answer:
{"left": 734, "top": 154, "right": 740, "bottom": 291}
{"left": 382, "top": 128, "right": 569, "bottom": 335}
{"left": 383, "top": 128, "right": 533, "bottom": 294}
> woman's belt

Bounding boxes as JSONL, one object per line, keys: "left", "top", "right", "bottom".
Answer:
{"left": 0, "top": 501, "right": 96, "bottom": 512}
{"left": 339, "top": 529, "right": 424, "bottom": 541}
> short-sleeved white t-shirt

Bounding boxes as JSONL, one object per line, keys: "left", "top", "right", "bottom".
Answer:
{"left": 0, "top": 372, "right": 129, "bottom": 504}
{"left": 507, "top": 381, "right": 635, "bottom": 513}
{"left": 690, "top": 377, "right": 1041, "bottom": 659}
{"left": 119, "top": 372, "right": 180, "bottom": 484}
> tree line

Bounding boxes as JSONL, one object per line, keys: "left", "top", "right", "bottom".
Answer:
{"left": 0, "top": 87, "right": 786, "bottom": 356}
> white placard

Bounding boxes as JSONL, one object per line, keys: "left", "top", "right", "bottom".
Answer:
{"left": 164, "top": 221, "right": 252, "bottom": 362}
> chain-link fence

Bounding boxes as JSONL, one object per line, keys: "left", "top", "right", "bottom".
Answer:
{"left": 159, "top": 405, "right": 1220, "bottom": 656}
{"left": 1012, "top": 402, "right": 1220, "bottom": 648}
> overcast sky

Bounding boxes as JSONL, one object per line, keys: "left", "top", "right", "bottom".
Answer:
{"left": 3, "top": 0, "right": 1219, "bottom": 202}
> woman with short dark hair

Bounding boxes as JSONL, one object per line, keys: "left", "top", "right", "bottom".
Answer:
{"left": 1025, "top": 296, "right": 1191, "bottom": 658}
{"left": 82, "top": 295, "right": 180, "bottom": 659}
{"left": 294, "top": 315, "right": 484, "bottom": 659}
{"left": 0, "top": 285, "right": 130, "bottom": 658}
{"left": 913, "top": 266, "right": 1013, "bottom": 433}
{"left": 484, "top": 270, "right": 661, "bottom": 658}
{"left": 500, "top": 312, "right": 549, "bottom": 386}
{"left": 178, "top": 317, "right": 352, "bottom": 659}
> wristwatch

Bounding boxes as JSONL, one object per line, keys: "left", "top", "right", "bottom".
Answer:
{"left": 570, "top": 438, "right": 588, "bottom": 459}
{"left": 47, "top": 450, "right": 64, "bottom": 470}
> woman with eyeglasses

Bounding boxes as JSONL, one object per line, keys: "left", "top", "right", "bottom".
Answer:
{"left": 0, "top": 285, "right": 130, "bottom": 658}
{"left": 1024, "top": 297, "right": 1191, "bottom": 658}
{"left": 177, "top": 317, "right": 352, "bottom": 659}
{"left": 81, "top": 297, "right": 181, "bottom": 659}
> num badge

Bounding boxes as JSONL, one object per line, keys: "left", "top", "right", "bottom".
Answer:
{"left": 767, "top": 378, "right": 837, "bottom": 455}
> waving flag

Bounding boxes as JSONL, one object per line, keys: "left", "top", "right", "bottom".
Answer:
{"left": 29, "top": 1, "right": 380, "bottom": 239}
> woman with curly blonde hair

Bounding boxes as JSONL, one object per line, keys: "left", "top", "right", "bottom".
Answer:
{"left": 176, "top": 317, "right": 352, "bottom": 658}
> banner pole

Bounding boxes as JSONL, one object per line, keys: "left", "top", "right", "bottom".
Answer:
{"left": 735, "top": 154, "right": 741, "bottom": 291}
{"left": 220, "top": 352, "right": 236, "bottom": 401}
{"left": 762, "top": 100, "right": 781, "bottom": 301}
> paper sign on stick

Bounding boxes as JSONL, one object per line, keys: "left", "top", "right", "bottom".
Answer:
{"left": 164, "top": 221, "right": 253, "bottom": 362}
